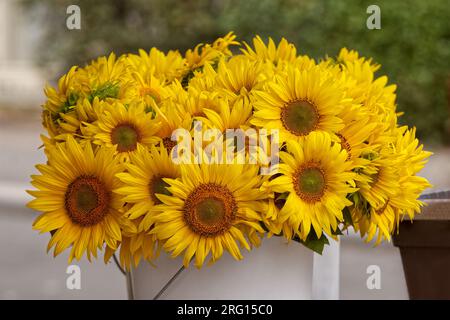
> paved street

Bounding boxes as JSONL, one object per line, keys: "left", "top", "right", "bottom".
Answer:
{"left": 0, "top": 110, "right": 449, "bottom": 299}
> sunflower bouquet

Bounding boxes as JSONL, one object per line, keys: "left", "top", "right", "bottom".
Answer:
{"left": 28, "top": 32, "right": 432, "bottom": 270}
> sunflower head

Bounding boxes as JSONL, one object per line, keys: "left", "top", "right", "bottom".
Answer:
{"left": 242, "top": 36, "right": 298, "bottom": 65}
{"left": 151, "top": 162, "right": 266, "bottom": 268}
{"left": 183, "top": 183, "right": 237, "bottom": 237}
{"left": 215, "top": 56, "right": 266, "bottom": 102}
{"left": 281, "top": 100, "right": 319, "bottom": 137}
{"left": 28, "top": 137, "right": 129, "bottom": 262}
{"left": 85, "top": 100, "right": 161, "bottom": 162}
{"left": 267, "top": 132, "right": 356, "bottom": 240}
{"left": 251, "top": 65, "right": 346, "bottom": 143}
{"left": 104, "top": 215, "right": 160, "bottom": 271}
{"left": 127, "top": 47, "right": 185, "bottom": 83}
{"left": 184, "top": 32, "right": 239, "bottom": 72}
{"left": 115, "top": 144, "right": 180, "bottom": 231}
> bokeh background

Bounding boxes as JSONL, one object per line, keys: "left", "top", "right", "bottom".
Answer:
{"left": 0, "top": 0, "right": 449, "bottom": 299}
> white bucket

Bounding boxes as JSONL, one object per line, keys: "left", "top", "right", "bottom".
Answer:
{"left": 128, "top": 236, "right": 314, "bottom": 300}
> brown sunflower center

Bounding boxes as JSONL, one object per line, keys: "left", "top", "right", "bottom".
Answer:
{"left": 184, "top": 184, "right": 237, "bottom": 236}
{"left": 111, "top": 123, "right": 141, "bottom": 152}
{"left": 64, "top": 176, "right": 110, "bottom": 226}
{"left": 281, "top": 100, "right": 319, "bottom": 136}
{"left": 337, "top": 133, "right": 352, "bottom": 160}
{"left": 294, "top": 164, "right": 327, "bottom": 203}
{"left": 149, "top": 176, "right": 172, "bottom": 204}
{"left": 162, "top": 136, "right": 177, "bottom": 151}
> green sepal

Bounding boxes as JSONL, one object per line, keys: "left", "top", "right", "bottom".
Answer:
{"left": 89, "top": 82, "right": 119, "bottom": 101}
{"left": 293, "top": 232, "right": 329, "bottom": 255}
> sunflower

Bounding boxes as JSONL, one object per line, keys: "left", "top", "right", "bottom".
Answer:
{"left": 251, "top": 65, "right": 346, "bottom": 143}
{"left": 184, "top": 32, "right": 239, "bottom": 72}
{"left": 352, "top": 127, "right": 432, "bottom": 243}
{"left": 150, "top": 162, "right": 266, "bottom": 268}
{"left": 266, "top": 132, "right": 356, "bottom": 240}
{"left": 115, "top": 144, "right": 180, "bottom": 232}
{"left": 336, "top": 105, "right": 378, "bottom": 169}
{"left": 214, "top": 56, "right": 267, "bottom": 103}
{"left": 130, "top": 68, "right": 174, "bottom": 108}
{"left": 352, "top": 200, "right": 397, "bottom": 244}
{"left": 104, "top": 215, "right": 159, "bottom": 270}
{"left": 241, "top": 36, "right": 298, "bottom": 65}
{"left": 352, "top": 176, "right": 428, "bottom": 245}
{"left": 43, "top": 54, "right": 135, "bottom": 140}
{"left": 186, "top": 62, "right": 219, "bottom": 92}
{"left": 46, "top": 97, "right": 108, "bottom": 144}
{"left": 152, "top": 99, "right": 193, "bottom": 152}
{"left": 85, "top": 101, "right": 161, "bottom": 162}
{"left": 178, "top": 86, "right": 221, "bottom": 118}
{"left": 82, "top": 53, "right": 134, "bottom": 103}
{"left": 336, "top": 48, "right": 380, "bottom": 73}
{"left": 27, "top": 136, "right": 134, "bottom": 261}
{"left": 42, "top": 66, "right": 90, "bottom": 138}
{"left": 200, "top": 98, "right": 253, "bottom": 132}
{"left": 355, "top": 147, "right": 400, "bottom": 210}
{"left": 194, "top": 98, "right": 256, "bottom": 165}
{"left": 127, "top": 48, "right": 186, "bottom": 83}
{"left": 42, "top": 66, "right": 90, "bottom": 114}
{"left": 337, "top": 56, "right": 398, "bottom": 136}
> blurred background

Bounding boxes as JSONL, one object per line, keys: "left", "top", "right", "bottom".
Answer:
{"left": 0, "top": 0, "right": 449, "bottom": 299}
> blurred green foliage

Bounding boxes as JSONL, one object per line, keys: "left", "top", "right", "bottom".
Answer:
{"left": 24, "top": 0, "right": 450, "bottom": 144}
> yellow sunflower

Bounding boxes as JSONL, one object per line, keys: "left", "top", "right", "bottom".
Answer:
{"left": 336, "top": 105, "right": 378, "bottom": 169}
{"left": 27, "top": 136, "right": 134, "bottom": 261}
{"left": 127, "top": 48, "right": 186, "bottom": 83}
{"left": 194, "top": 98, "right": 256, "bottom": 165}
{"left": 184, "top": 32, "right": 239, "bottom": 72}
{"left": 82, "top": 53, "right": 134, "bottom": 103}
{"left": 356, "top": 147, "right": 400, "bottom": 209}
{"left": 43, "top": 53, "right": 135, "bottom": 140}
{"left": 180, "top": 86, "right": 221, "bottom": 118}
{"left": 115, "top": 144, "right": 181, "bottom": 231}
{"left": 214, "top": 56, "right": 267, "bottom": 103}
{"left": 353, "top": 176, "right": 428, "bottom": 245}
{"left": 42, "top": 66, "right": 90, "bottom": 138}
{"left": 336, "top": 48, "right": 380, "bottom": 73}
{"left": 152, "top": 99, "right": 193, "bottom": 152}
{"left": 352, "top": 127, "right": 432, "bottom": 243}
{"left": 186, "top": 62, "right": 219, "bottom": 92}
{"left": 43, "top": 66, "right": 89, "bottom": 115}
{"left": 251, "top": 65, "right": 347, "bottom": 143}
{"left": 337, "top": 57, "right": 398, "bottom": 139}
{"left": 104, "top": 216, "right": 159, "bottom": 270}
{"left": 150, "top": 162, "right": 266, "bottom": 268}
{"left": 266, "top": 132, "right": 356, "bottom": 240}
{"left": 200, "top": 98, "right": 253, "bottom": 132}
{"left": 85, "top": 101, "right": 161, "bottom": 162}
{"left": 130, "top": 68, "right": 174, "bottom": 108}
{"left": 47, "top": 97, "right": 108, "bottom": 144}
{"left": 241, "top": 36, "right": 298, "bottom": 65}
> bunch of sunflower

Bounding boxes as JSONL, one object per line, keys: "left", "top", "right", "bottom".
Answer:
{"left": 28, "top": 33, "right": 432, "bottom": 270}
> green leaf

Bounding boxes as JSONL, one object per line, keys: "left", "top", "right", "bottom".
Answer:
{"left": 352, "top": 192, "right": 359, "bottom": 206}
{"left": 343, "top": 206, "right": 353, "bottom": 226}
{"left": 275, "top": 192, "right": 289, "bottom": 201}
{"left": 89, "top": 82, "right": 119, "bottom": 101}
{"left": 59, "top": 92, "right": 79, "bottom": 114}
{"left": 294, "top": 232, "right": 329, "bottom": 255}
